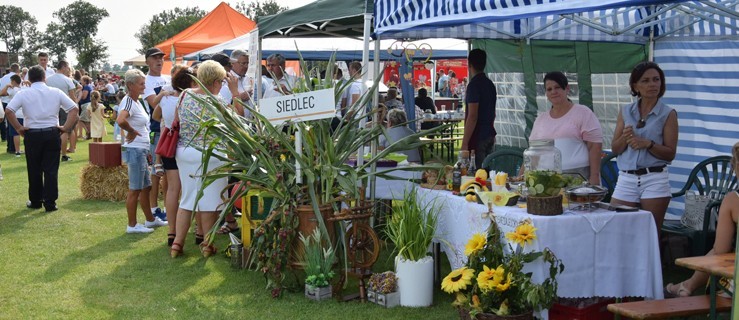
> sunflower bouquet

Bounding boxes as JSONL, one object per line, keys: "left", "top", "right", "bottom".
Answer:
{"left": 442, "top": 217, "right": 564, "bottom": 318}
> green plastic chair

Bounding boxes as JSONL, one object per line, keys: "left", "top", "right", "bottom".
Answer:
{"left": 600, "top": 153, "right": 619, "bottom": 203}
{"left": 661, "top": 155, "right": 737, "bottom": 256}
{"left": 481, "top": 148, "right": 524, "bottom": 176}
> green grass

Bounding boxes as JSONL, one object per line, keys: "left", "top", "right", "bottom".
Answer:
{"left": 0, "top": 131, "right": 457, "bottom": 319}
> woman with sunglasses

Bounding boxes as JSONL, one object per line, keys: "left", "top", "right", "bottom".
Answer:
{"left": 610, "top": 62, "right": 679, "bottom": 231}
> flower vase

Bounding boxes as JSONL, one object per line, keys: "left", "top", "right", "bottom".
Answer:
{"left": 395, "top": 256, "right": 434, "bottom": 307}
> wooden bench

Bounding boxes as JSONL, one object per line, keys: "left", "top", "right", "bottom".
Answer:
{"left": 607, "top": 295, "right": 731, "bottom": 319}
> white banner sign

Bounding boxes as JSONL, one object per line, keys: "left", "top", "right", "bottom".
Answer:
{"left": 259, "top": 88, "right": 336, "bottom": 125}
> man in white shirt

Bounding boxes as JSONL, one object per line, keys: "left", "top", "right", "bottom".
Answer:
{"left": 1, "top": 63, "right": 20, "bottom": 151}
{"left": 6, "top": 66, "right": 79, "bottom": 212}
{"left": 229, "top": 50, "right": 255, "bottom": 114}
{"left": 46, "top": 60, "right": 78, "bottom": 161}
{"left": 142, "top": 47, "right": 170, "bottom": 222}
{"left": 340, "top": 61, "right": 364, "bottom": 118}
{"left": 23, "top": 52, "right": 56, "bottom": 81}
{"left": 264, "top": 53, "right": 297, "bottom": 98}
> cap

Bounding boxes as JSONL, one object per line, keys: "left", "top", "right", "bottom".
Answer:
{"left": 145, "top": 47, "right": 165, "bottom": 59}
{"left": 209, "top": 53, "right": 231, "bottom": 67}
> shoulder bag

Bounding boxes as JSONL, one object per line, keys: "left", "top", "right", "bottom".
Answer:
{"left": 154, "top": 91, "right": 185, "bottom": 158}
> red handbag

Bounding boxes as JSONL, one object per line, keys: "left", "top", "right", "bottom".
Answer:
{"left": 155, "top": 92, "right": 185, "bottom": 158}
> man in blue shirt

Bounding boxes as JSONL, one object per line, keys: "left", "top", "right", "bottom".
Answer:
{"left": 462, "top": 49, "right": 497, "bottom": 169}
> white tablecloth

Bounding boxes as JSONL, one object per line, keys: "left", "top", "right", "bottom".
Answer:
{"left": 367, "top": 168, "right": 422, "bottom": 200}
{"left": 416, "top": 188, "right": 664, "bottom": 300}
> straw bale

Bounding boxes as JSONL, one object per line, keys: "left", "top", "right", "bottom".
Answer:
{"left": 80, "top": 164, "right": 129, "bottom": 201}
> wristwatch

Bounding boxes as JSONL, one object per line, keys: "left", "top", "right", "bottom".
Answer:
{"left": 647, "top": 140, "right": 655, "bottom": 150}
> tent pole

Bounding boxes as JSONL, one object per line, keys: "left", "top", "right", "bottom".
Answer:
{"left": 369, "top": 37, "right": 380, "bottom": 222}
{"left": 648, "top": 11, "right": 655, "bottom": 62}
{"left": 357, "top": 12, "right": 372, "bottom": 174}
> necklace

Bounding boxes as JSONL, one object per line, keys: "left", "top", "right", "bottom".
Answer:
{"left": 637, "top": 100, "right": 656, "bottom": 129}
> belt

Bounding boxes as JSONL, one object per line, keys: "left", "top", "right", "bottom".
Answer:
{"left": 26, "top": 127, "right": 59, "bottom": 133}
{"left": 623, "top": 165, "right": 666, "bottom": 176}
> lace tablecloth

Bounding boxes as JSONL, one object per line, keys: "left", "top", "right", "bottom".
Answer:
{"left": 416, "top": 188, "right": 664, "bottom": 300}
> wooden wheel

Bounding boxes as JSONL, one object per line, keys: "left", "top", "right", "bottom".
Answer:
{"left": 345, "top": 223, "right": 380, "bottom": 269}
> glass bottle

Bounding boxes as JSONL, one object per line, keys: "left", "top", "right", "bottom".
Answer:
{"left": 453, "top": 150, "right": 469, "bottom": 192}
{"left": 467, "top": 150, "right": 477, "bottom": 176}
{"left": 523, "top": 140, "right": 562, "bottom": 173}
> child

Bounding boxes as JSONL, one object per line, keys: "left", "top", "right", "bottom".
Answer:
{"left": 112, "top": 91, "right": 125, "bottom": 142}
{"left": 89, "top": 91, "right": 108, "bottom": 142}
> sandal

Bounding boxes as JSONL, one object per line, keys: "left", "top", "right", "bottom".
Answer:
{"left": 200, "top": 243, "right": 217, "bottom": 258}
{"left": 154, "top": 164, "right": 164, "bottom": 177}
{"left": 195, "top": 233, "right": 204, "bottom": 245}
{"left": 167, "top": 233, "right": 175, "bottom": 247}
{"left": 217, "top": 221, "right": 240, "bottom": 235}
{"left": 170, "top": 242, "right": 184, "bottom": 258}
{"left": 665, "top": 282, "right": 691, "bottom": 298}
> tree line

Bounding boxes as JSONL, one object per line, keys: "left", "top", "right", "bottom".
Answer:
{"left": 0, "top": 0, "right": 287, "bottom": 71}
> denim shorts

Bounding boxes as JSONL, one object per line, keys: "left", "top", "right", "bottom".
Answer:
{"left": 124, "top": 147, "right": 152, "bottom": 190}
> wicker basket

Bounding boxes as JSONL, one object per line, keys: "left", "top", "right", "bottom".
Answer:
{"left": 526, "top": 194, "right": 563, "bottom": 215}
{"left": 458, "top": 308, "right": 534, "bottom": 320}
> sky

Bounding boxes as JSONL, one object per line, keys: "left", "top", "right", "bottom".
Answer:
{"left": 3, "top": 0, "right": 314, "bottom": 66}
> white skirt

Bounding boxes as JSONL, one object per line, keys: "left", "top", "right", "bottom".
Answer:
{"left": 175, "top": 146, "right": 227, "bottom": 212}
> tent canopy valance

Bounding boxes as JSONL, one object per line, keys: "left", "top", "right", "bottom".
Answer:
{"left": 373, "top": 0, "right": 739, "bottom": 42}
{"left": 257, "top": 0, "right": 371, "bottom": 39}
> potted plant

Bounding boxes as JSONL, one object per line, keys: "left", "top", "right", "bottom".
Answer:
{"left": 189, "top": 51, "right": 448, "bottom": 297}
{"left": 442, "top": 217, "right": 564, "bottom": 319}
{"left": 384, "top": 185, "right": 440, "bottom": 307}
{"left": 367, "top": 271, "right": 400, "bottom": 308}
{"left": 299, "top": 228, "right": 336, "bottom": 301}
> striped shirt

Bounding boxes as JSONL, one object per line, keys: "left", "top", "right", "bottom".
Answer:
{"left": 120, "top": 95, "right": 150, "bottom": 150}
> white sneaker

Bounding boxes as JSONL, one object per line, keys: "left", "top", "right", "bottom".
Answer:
{"left": 144, "top": 217, "right": 168, "bottom": 228}
{"left": 127, "top": 224, "right": 154, "bottom": 234}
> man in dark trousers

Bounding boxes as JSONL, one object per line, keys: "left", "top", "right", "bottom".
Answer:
{"left": 461, "top": 49, "right": 497, "bottom": 170}
{"left": 5, "top": 66, "right": 79, "bottom": 212}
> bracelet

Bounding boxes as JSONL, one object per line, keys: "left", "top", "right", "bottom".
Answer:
{"left": 647, "top": 140, "right": 655, "bottom": 150}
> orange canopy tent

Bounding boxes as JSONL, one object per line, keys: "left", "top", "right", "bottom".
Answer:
{"left": 155, "top": 2, "right": 256, "bottom": 59}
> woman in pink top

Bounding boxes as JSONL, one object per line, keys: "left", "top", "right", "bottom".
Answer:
{"left": 529, "top": 72, "right": 603, "bottom": 185}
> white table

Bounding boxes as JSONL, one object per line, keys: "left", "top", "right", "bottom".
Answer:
{"left": 416, "top": 187, "right": 664, "bottom": 300}
{"left": 367, "top": 167, "right": 422, "bottom": 200}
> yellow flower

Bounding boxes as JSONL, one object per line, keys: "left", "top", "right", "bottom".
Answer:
{"left": 279, "top": 154, "right": 286, "bottom": 162}
{"left": 506, "top": 223, "right": 537, "bottom": 247}
{"left": 476, "top": 265, "right": 498, "bottom": 292}
{"left": 452, "top": 292, "right": 468, "bottom": 307}
{"left": 441, "top": 267, "right": 475, "bottom": 293}
{"left": 495, "top": 272, "right": 512, "bottom": 292}
{"left": 464, "top": 233, "right": 486, "bottom": 256}
{"left": 472, "top": 294, "right": 481, "bottom": 309}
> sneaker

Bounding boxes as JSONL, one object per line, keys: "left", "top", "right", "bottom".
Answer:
{"left": 126, "top": 224, "right": 154, "bottom": 234}
{"left": 152, "top": 207, "right": 167, "bottom": 221}
{"left": 15, "top": 152, "right": 21, "bottom": 157}
{"left": 61, "top": 156, "right": 72, "bottom": 162}
{"left": 144, "top": 217, "right": 168, "bottom": 228}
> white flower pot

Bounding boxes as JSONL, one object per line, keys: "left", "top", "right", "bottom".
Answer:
{"left": 395, "top": 256, "right": 434, "bottom": 307}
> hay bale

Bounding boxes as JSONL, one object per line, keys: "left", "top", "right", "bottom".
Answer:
{"left": 80, "top": 164, "right": 129, "bottom": 201}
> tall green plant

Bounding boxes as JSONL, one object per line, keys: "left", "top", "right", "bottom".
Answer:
{"left": 384, "top": 186, "right": 440, "bottom": 261}
{"left": 298, "top": 228, "right": 336, "bottom": 288}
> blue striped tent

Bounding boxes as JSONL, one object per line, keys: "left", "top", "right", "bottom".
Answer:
{"left": 374, "top": 0, "right": 739, "bottom": 216}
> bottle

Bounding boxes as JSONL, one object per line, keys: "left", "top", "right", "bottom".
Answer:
{"left": 452, "top": 150, "right": 469, "bottom": 192}
{"left": 467, "top": 150, "right": 477, "bottom": 177}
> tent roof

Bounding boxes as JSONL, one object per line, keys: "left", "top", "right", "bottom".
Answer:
{"left": 156, "top": 2, "right": 255, "bottom": 57}
{"left": 374, "top": 0, "right": 739, "bottom": 42}
{"left": 258, "top": 0, "right": 372, "bottom": 39}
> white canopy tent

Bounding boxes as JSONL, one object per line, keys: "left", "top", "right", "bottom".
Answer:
{"left": 373, "top": 0, "right": 739, "bottom": 218}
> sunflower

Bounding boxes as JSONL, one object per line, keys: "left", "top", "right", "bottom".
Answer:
{"left": 506, "top": 223, "right": 537, "bottom": 247}
{"left": 441, "top": 267, "right": 475, "bottom": 293}
{"left": 476, "top": 265, "right": 498, "bottom": 292}
{"left": 495, "top": 272, "right": 512, "bottom": 292}
{"left": 464, "top": 233, "right": 486, "bottom": 256}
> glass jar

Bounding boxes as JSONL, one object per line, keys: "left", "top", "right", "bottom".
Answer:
{"left": 523, "top": 140, "right": 562, "bottom": 173}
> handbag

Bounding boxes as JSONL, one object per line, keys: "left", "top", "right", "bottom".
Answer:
{"left": 155, "top": 91, "right": 185, "bottom": 158}
{"left": 680, "top": 190, "right": 719, "bottom": 230}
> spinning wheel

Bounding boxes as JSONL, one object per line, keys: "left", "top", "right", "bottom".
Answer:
{"left": 345, "top": 223, "right": 380, "bottom": 269}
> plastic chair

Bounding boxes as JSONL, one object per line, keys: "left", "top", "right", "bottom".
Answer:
{"left": 600, "top": 152, "right": 619, "bottom": 203}
{"left": 481, "top": 148, "right": 524, "bottom": 176}
{"left": 661, "top": 155, "right": 737, "bottom": 256}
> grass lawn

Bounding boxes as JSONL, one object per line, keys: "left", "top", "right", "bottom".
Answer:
{"left": 0, "top": 130, "right": 458, "bottom": 319}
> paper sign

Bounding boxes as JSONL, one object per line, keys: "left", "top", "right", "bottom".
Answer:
{"left": 259, "top": 88, "right": 335, "bottom": 125}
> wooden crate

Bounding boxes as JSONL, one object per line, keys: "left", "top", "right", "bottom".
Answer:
{"left": 89, "top": 142, "right": 122, "bottom": 167}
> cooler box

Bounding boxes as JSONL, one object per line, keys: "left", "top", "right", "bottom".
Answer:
{"left": 89, "top": 142, "right": 122, "bottom": 167}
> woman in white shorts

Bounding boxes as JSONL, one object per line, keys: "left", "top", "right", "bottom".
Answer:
{"left": 610, "top": 62, "right": 678, "bottom": 231}
{"left": 170, "top": 60, "right": 243, "bottom": 258}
